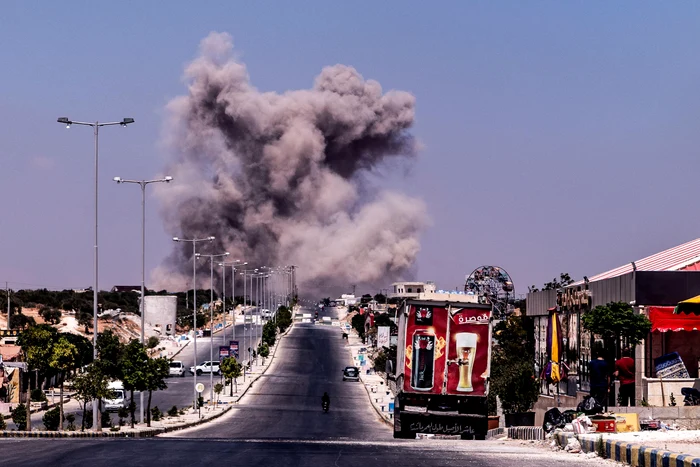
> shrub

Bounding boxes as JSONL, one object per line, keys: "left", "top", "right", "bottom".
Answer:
{"left": 147, "top": 336, "right": 160, "bottom": 349}
{"left": 117, "top": 407, "right": 129, "bottom": 426}
{"left": 83, "top": 410, "right": 94, "bottom": 429}
{"left": 101, "top": 410, "right": 112, "bottom": 428}
{"left": 167, "top": 405, "right": 179, "bottom": 417}
{"left": 11, "top": 403, "right": 27, "bottom": 430}
{"left": 31, "top": 388, "right": 47, "bottom": 402}
{"left": 43, "top": 407, "right": 61, "bottom": 431}
{"left": 66, "top": 413, "right": 76, "bottom": 431}
{"left": 151, "top": 406, "right": 162, "bottom": 422}
{"left": 0, "top": 414, "right": 7, "bottom": 430}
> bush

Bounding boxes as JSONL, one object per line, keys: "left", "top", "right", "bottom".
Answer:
{"left": 147, "top": 336, "right": 160, "bottom": 349}
{"left": 151, "top": 406, "right": 162, "bottom": 421}
{"left": 262, "top": 320, "right": 277, "bottom": 347}
{"left": 167, "top": 405, "right": 179, "bottom": 417}
{"left": 83, "top": 410, "right": 94, "bottom": 429}
{"left": 101, "top": 410, "right": 112, "bottom": 428}
{"left": 11, "top": 403, "right": 27, "bottom": 430}
{"left": 31, "top": 388, "right": 47, "bottom": 402}
{"left": 43, "top": 407, "right": 61, "bottom": 431}
{"left": 66, "top": 413, "right": 76, "bottom": 431}
{"left": 0, "top": 414, "right": 6, "bottom": 430}
{"left": 117, "top": 407, "right": 129, "bottom": 426}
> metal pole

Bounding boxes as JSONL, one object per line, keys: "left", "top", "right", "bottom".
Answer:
{"left": 235, "top": 265, "right": 236, "bottom": 345}
{"left": 193, "top": 242, "right": 198, "bottom": 410}
{"left": 243, "top": 271, "right": 246, "bottom": 363}
{"left": 139, "top": 182, "right": 146, "bottom": 425}
{"left": 6, "top": 282, "right": 9, "bottom": 330}
{"left": 92, "top": 123, "right": 99, "bottom": 431}
{"left": 222, "top": 263, "right": 226, "bottom": 346}
{"left": 210, "top": 257, "right": 214, "bottom": 404}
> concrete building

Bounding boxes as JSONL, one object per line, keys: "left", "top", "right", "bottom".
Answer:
{"left": 389, "top": 281, "right": 436, "bottom": 299}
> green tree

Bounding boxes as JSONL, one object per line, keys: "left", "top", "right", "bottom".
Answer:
{"left": 220, "top": 357, "right": 242, "bottom": 395}
{"left": 39, "top": 306, "right": 62, "bottom": 325}
{"left": 18, "top": 324, "right": 58, "bottom": 385}
{"left": 77, "top": 310, "right": 93, "bottom": 334}
{"left": 49, "top": 336, "right": 78, "bottom": 431}
{"left": 146, "top": 336, "right": 160, "bottom": 349}
{"left": 72, "top": 363, "right": 114, "bottom": 431}
{"left": 11, "top": 403, "right": 27, "bottom": 430}
{"left": 360, "top": 294, "right": 372, "bottom": 304}
{"left": 62, "top": 332, "right": 94, "bottom": 369}
{"left": 262, "top": 320, "right": 277, "bottom": 347}
{"left": 276, "top": 306, "right": 292, "bottom": 333}
{"left": 120, "top": 340, "right": 149, "bottom": 428}
{"left": 490, "top": 315, "right": 540, "bottom": 414}
{"left": 42, "top": 407, "right": 61, "bottom": 431}
{"left": 214, "top": 383, "right": 224, "bottom": 407}
{"left": 144, "top": 357, "right": 169, "bottom": 427}
{"left": 374, "top": 293, "right": 387, "bottom": 304}
{"left": 96, "top": 329, "right": 124, "bottom": 381}
{"left": 258, "top": 343, "right": 270, "bottom": 363}
{"left": 542, "top": 273, "right": 575, "bottom": 291}
{"left": 582, "top": 301, "right": 652, "bottom": 360}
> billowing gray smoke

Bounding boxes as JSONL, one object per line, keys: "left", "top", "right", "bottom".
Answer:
{"left": 152, "top": 32, "right": 428, "bottom": 297}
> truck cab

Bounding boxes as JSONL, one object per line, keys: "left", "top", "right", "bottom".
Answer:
{"left": 104, "top": 381, "right": 128, "bottom": 412}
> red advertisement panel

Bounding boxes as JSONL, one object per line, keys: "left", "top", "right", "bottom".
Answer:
{"left": 403, "top": 305, "right": 447, "bottom": 394}
{"left": 446, "top": 307, "right": 491, "bottom": 396}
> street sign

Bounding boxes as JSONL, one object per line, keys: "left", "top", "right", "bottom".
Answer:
{"left": 195, "top": 383, "right": 205, "bottom": 393}
{"left": 229, "top": 340, "right": 239, "bottom": 359}
{"left": 219, "top": 346, "right": 230, "bottom": 361}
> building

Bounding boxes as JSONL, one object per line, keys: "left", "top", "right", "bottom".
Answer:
{"left": 527, "top": 237, "right": 700, "bottom": 407}
{"left": 143, "top": 295, "right": 177, "bottom": 336}
{"left": 389, "top": 281, "right": 436, "bottom": 299}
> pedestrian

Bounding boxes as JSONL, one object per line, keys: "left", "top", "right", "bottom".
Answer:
{"left": 589, "top": 349, "right": 609, "bottom": 410}
{"left": 615, "top": 348, "right": 635, "bottom": 406}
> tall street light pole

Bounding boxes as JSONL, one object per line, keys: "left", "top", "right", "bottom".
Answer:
{"left": 114, "top": 175, "right": 172, "bottom": 424}
{"left": 173, "top": 235, "right": 214, "bottom": 409}
{"left": 196, "top": 251, "right": 229, "bottom": 404}
{"left": 57, "top": 116, "right": 134, "bottom": 431}
{"left": 220, "top": 261, "right": 246, "bottom": 342}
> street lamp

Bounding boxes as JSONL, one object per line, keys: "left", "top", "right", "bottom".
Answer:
{"left": 173, "top": 235, "right": 215, "bottom": 409}
{"left": 195, "top": 251, "right": 229, "bottom": 403}
{"left": 219, "top": 260, "right": 247, "bottom": 342}
{"left": 57, "top": 115, "right": 134, "bottom": 431}
{"left": 114, "top": 175, "right": 172, "bottom": 424}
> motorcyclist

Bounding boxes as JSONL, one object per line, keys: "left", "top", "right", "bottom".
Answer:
{"left": 321, "top": 392, "right": 330, "bottom": 409}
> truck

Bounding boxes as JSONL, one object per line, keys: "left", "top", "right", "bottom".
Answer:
{"left": 393, "top": 294, "right": 493, "bottom": 440}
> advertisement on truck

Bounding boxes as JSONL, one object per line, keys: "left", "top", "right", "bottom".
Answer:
{"left": 394, "top": 297, "right": 492, "bottom": 440}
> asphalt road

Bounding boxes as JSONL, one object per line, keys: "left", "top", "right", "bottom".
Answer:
{"left": 6, "top": 307, "right": 611, "bottom": 466}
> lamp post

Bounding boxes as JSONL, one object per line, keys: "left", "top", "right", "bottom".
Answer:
{"left": 196, "top": 251, "right": 229, "bottom": 403}
{"left": 173, "top": 235, "right": 215, "bottom": 409}
{"left": 57, "top": 116, "right": 134, "bottom": 431}
{"left": 220, "top": 261, "right": 247, "bottom": 342}
{"left": 114, "top": 175, "right": 172, "bottom": 424}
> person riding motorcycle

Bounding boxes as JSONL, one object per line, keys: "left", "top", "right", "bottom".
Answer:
{"left": 321, "top": 392, "right": 330, "bottom": 411}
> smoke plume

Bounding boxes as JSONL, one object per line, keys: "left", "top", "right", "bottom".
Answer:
{"left": 152, "top": 32, "right": 428, "bottom": 297}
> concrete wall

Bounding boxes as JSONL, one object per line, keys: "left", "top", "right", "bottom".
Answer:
{"left": 143, "top": 295, "right": 177, "bottom": 337}
{"left": 643, "top": 377, "right": 700, "bottom": 407}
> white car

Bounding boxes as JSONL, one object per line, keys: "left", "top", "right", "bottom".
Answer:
{"left": 169, "top": 360, "right": 185, "bottom": 377}
{"left": 189, "top": 361, "right": 221, "bottom": 376}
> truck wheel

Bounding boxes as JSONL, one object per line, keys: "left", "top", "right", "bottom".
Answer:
{"left": 393, "top": 430, "right": 414, "bottom": 439}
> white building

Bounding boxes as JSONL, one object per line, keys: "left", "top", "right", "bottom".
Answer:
{"left": 389, "top": 281, "right": 436, "bottom": 299}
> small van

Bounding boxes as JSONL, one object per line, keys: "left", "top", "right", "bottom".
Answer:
{"left": 169, "top": 360, "right": 185, "bottom": 377}
{"left": 104, "top": 381, "right": 127, "bottom": 412}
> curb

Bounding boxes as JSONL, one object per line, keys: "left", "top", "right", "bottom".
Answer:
{"left": 554, "top": 431, "right": 700, "bottom": 467}
{"left": 487, "top": 427, "right": 506, "bottom": 439}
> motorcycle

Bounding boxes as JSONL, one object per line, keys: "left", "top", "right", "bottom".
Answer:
{"left": 322, "top": 400, "right": 330, "bottom": 413}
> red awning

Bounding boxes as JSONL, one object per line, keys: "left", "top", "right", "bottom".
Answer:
{"left": 649, "top": 306, "right": 700, "bottom": 332}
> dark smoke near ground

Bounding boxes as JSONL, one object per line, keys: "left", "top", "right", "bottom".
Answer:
{"left": 152, "top": 32, "right": 428, "bottom": 297}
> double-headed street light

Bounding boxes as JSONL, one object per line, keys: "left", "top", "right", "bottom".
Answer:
{"left": 57, "top": 116, "right": 135, "bottom": 431}
{"left": 195, "top": 251, "right": 229, "bottom": 403}
{"left": 114, "top": 175, "right": 172, "bottom": 424}
{"left": 173, "top": 235, "right": 215, "bottom": 408}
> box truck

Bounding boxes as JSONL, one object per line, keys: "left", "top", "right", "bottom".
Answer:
{"left": 393, "top": 295, "right": 493, "bottom": 439}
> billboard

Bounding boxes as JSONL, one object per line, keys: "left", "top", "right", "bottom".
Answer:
{"left": 445, "top": 307, "right": 491, "bottom": 396}
{"left": 219, "top": 346, "right": 230, "bottom": 361}
{"left": 377, "top": 326, "right": 390, "bottom": 348}
{"left": 229, "top": 340, "right": 239, "bottom": 359}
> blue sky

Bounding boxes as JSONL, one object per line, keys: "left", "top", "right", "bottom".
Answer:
{"left": 1, "top": 2, "right": 700, "bottom": 296}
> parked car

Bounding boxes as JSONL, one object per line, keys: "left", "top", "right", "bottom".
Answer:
{"left": 190, "top": 361, "right": 221, "bottom": 376}
{"left": 104, "top": 381, "right": 128, "bottom": 412}
{"left": 342, "top": 366, "right": 360, "bottom": 382}
{"left": 169, "top": 360, "right": 185, "bottom": 377}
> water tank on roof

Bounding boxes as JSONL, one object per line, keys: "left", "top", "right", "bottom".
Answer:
{"left": 143, "top": 295, "right": 177, "bottom": 337}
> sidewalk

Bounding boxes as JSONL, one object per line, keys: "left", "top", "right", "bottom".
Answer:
{"left": 0, "top": 322, "right": 293, "bottom": 438}
{"left": 344, "top": 327, "right": 394, "bottom": 427}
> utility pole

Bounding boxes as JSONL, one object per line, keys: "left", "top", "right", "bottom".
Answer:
{"left": 6, "top": 282, "right": 9, "bottom": 330}
{"left": 352, "top": 284, "right": 356, "bottom": 297}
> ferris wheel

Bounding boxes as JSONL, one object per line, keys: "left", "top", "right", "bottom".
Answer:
{"left": 464, "top": 265, "right": 515, "bottom": 318}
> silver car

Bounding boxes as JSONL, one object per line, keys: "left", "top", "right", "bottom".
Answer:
{"left": 342, "top": 366, "right": 360, "bottom": 382}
